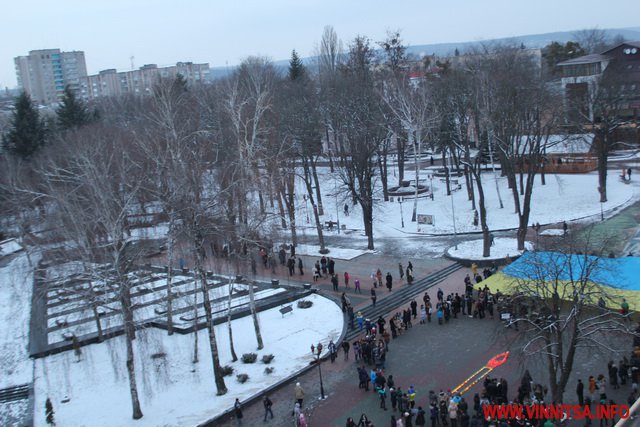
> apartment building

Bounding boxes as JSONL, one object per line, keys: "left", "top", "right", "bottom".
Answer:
{"left": 14, "top": 49, "right": 87, "bottom": 106}
{"left": 81, "top": 62, "right": 210, "bottom": 100}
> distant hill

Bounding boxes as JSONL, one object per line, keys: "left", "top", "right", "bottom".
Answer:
{"left": 208, "top": 27, "right": 640, "bottom": 80}
{"left": 405, "top": 27, "right": 640, "bottom": 57}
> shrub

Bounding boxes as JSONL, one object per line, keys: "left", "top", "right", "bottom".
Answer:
{"left": 297, "top": 300, "right": 313, "bottom": 309}
{"left": 261, "top": 354, "right": 275, "bottom": 364}
{"left": 220, "top": 365, "right": 234, "bottom": 377}
{"left": 241, "top": 353, "right": 258, "bottom": 363}
{"left": 236, "top": 373, "right": 249, "bottom": 383}
{"left": 264, "top": 367, "right": 274, "bottom": 375}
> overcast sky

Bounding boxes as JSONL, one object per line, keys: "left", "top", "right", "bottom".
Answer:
{"left": 1, "top": 0, "right": 638, "bottom": 89}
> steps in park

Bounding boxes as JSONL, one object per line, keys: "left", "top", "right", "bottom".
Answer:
{"left": 344, "top": 262, "right": 463, "bottom": 342}
{"left": 0, "top": 384, "right": 30, "bottom": 403}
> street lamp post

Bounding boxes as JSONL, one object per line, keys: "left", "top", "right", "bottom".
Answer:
{"left": 399, "top": 198, "right": 405, "bottom": 228}
{"left": 310, "top": 343, "right": 326, "bottom": 400}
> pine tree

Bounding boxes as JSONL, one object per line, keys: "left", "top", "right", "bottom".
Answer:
{"left": 56, "top": 85, "right": 92, "bottom": 130}
{"left": 2, "top": 91, "right": 46, "bottom": 159}
{"left": 288, "top": 50, "right": 305, "bottom": 81}
{"left": 45, "top": 397, "right": 56, "bottom": 426}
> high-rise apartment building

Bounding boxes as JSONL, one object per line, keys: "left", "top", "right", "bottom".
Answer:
{"left": 80, "top": 62, "right": 210, "bottom": 100}
{"left": 14, "top": 49, "right": 87, "bottom": 106}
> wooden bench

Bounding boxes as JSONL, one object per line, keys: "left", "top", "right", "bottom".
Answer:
{"left": 279, "top": 305, "right": 293, "bottom": 317}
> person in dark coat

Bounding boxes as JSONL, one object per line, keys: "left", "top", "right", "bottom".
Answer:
{"left": 371, "top": 287, "right": 377, "bottom": 306}
{"left": 263, "top": 395, "right": 274, "bottom": 421}
{"left": 577, "top": 379, "right": 584, "bottom": 406}
{"left": 386, "top": 272, "right": 393, "bottom": 291}
{"left": 410, "top": 300, "right": 418, "bottom": 319}
{"left": 298, "top": 257, "right": 304, "bottom": 275}
{"left": 288, "top": 257, "right": 296, "bottom": 276}
{"left": 234, "top": 398, "right": 243, "bottom": 427}
{"left": 328, "top": 258, "right": 336, "bottom": 275}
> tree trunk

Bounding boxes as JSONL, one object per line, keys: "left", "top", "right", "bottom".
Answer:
{"left": 597, "top": 133, "right": 609, "bottom": 203}
{"left": 192, "top": 275, "right": 199, "bottom": 364}
{"left": 248, "top": 281, "right": 264, "bottom": 350}
{"left": 362, "top": 203, "right": 375, "bottom": 250}
{"left": 473, "top": 168, "right": 491, "bottom": 258}
{"left": 226, "top": 281, "right": 238, "bottom": 362}
{"left": 303, "top": 160, "right": 326, "bottom": 251}
{"left": 285, "top": 171, "right": 298, "bottom": 249}
{"left": 120, "top": 282, "right": 143, "bottom": 419}
{"left": 378, "top": 154, "right": 389, "bottom": 202}
{"left": 411, "top": 133, "right": 420, "bottom": 222}
{"left": 276, "top": 187, "right": 287, "bottom": 228}
{"left": 397, "top": 132, "right": 405, "bottom": 186}
{"left": 194, "top": 250, "right": 227, "bottom": 395}
{"left": 311, "top": 159, "right": 324, "bottom": 216}
{"left": 166, "top": 211, "right": 175, "bottom": 335}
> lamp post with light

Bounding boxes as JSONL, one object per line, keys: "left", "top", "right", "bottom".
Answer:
{"left": 310, "top": 342, "right": 326, "bottom": 400}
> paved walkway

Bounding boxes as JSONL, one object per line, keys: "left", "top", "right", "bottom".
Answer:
{"left": 211, "top": 255, "right": 637, "bottom": 427}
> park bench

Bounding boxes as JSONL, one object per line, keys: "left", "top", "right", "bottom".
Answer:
{"left": 279, "top": 305, "right": 293, "bottom": 317}
{"left": 324, "top": 221, "right": 337, "bottom": 230}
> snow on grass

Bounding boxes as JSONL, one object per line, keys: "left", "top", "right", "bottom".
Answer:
{"left": 539, "top": 229, "right": 565, "bottom": 236}
{"left": 292, "top": 170, "right": 634, "bottom": 239}
{"left": 33, "top": 293, "right": 343, "bottom": 427}
{"left": 293, "top": 243, "right": 374, "bottom": 260}
{"left": 446, "top": 238, "right": 533, "bottom": 261}
{"left": 0, "top": 253, "right": 37, "bottom": 388}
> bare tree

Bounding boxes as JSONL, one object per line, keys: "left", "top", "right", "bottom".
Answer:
{"left": 381, "top": 68, "right": 437, "bottom": 223}
{"left": 38, "top": 124, "right": 146, "bottom": 419}
{"left": 332, "top": 36, "right": 385, "bottom": 250}
{"left": 505, "top": 237, "right": 635, "bottom": 403}
{"left": 574, "top": 28, "right": 610, "bottom": 54}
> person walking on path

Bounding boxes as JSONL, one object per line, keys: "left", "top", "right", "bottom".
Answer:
{"left": 399, "top": 263, "right": 404, "bottom": 280}
{"left": 342, "top": 340, "right": 351, "bottom": 360}
{"left": 295, "top": 382, "right": 305, "bottom": 407}
{"left": 328, "top": 340, "right": 337, "bottom": 363}
{"left": 263, "top": 395, "right": 274, "bottom": 421}
{"left": 332, "top": 274, "right": 339, "bottom": 291}
{"left": 371, "top": 287, "right": 377, "bottom": 307}
{"left": 376, "top": 269, "right": 383, "bottom": 288}
{"left": 234, "top": 398, "right": 243, "bottom": 427}
{"left": 344, "top": 271, "right": 350, "bottom": 288}
{"left": 298, "top": 257, "right": 304, "bottom": 275}
{"left": 354, "top": 278, "right": 361, "bottom": 293}
{"left": 386, "top": 272, "right": 393, "bottom": 292}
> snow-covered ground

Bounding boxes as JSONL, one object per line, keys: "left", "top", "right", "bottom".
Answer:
{"left": 446, "top": 238, "right": 533, "bottom": 261}
{"left": 307, "top": 170, "right": 634, "bottom": 237}
{"left": 33, "top": 292, "right": 343, "bottom": 427}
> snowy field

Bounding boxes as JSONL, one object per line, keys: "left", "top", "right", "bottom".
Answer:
{"left": 33, "top": 292, "right": 343, "bottom": 427}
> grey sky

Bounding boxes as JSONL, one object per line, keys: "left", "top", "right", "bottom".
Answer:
{"left": 1, "top": 0, "right": 638, "bottom": 89}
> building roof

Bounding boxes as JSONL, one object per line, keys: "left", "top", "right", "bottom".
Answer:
{"left": 557, "top": 53, "right": 611, "bottom": 66}
{"left": 602, "top": 41, "right": 640, "bottom": 54}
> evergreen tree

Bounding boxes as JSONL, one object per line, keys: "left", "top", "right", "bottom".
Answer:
{"left": 45, "top": 397, "right": 56, "bottom": 426}
{"left": 2, "top": 91, "right": 46, "bottom": 159}
{"left": 288, "top": 50, "right": 305, "bottom": 81}
{"left": 56, "top": 85, "right": 92, "bottom": 130}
